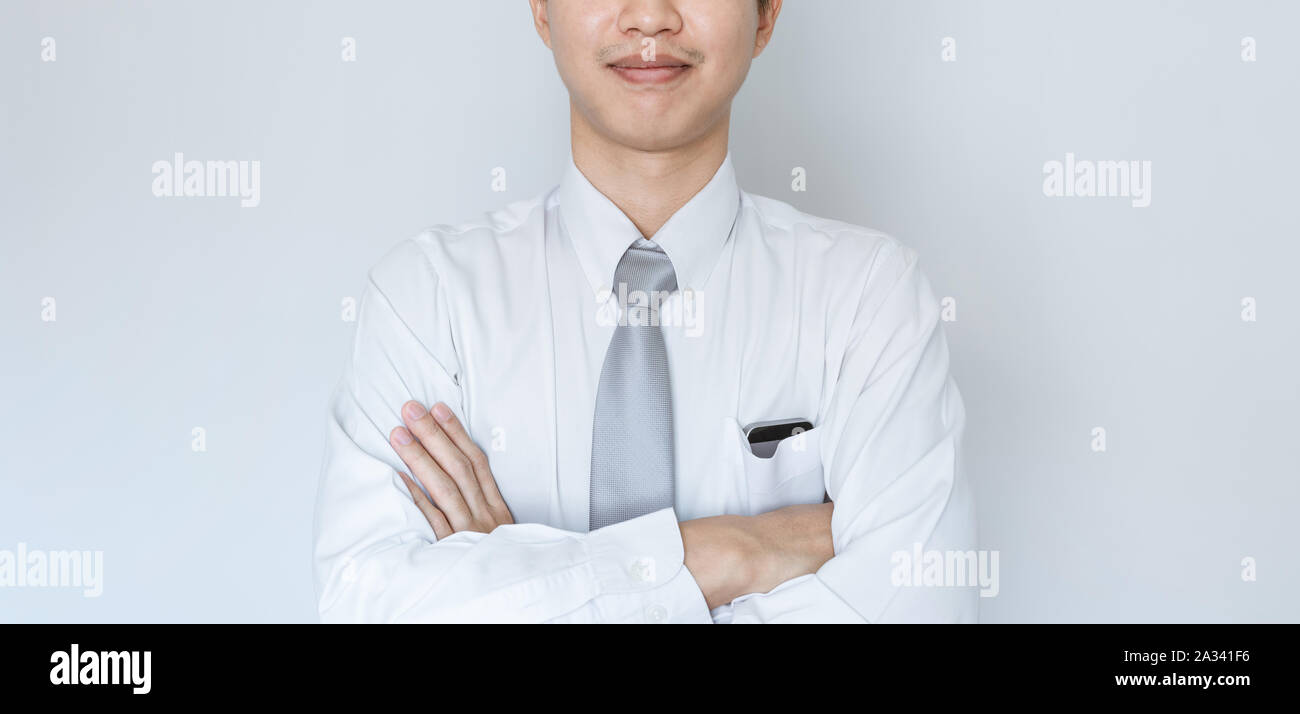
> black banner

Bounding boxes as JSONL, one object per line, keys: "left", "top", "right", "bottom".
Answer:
{"left": 0, "top": 624, "right": 1288, "bottom": 701}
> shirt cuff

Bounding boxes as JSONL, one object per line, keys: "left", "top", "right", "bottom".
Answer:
{"left": 721, "top": 574, "right": 868, "bottom": 624}
{"left": 585, "top": 507, "right": 713, "bottom": 623}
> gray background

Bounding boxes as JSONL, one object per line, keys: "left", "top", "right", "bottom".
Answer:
{"left": 1, "top": 0, "right": 1296, "bottom": 623}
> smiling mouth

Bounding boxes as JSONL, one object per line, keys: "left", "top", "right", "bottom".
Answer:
{"left": 609, "top": 65, "right": 691, "bottom": 84}
{"left": 606, "top": 56, "right": 694, "bottom": 85}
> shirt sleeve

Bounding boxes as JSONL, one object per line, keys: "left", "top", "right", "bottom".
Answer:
{"left": 725, "top": 241, "right": 979, "bottom": 624}
{"left": 312, "top": 240, "right": 712, "bottom": 623}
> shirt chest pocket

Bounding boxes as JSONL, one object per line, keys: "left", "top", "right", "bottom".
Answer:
{"left": 722, "top": 417, "right": 826, "bottom": 516}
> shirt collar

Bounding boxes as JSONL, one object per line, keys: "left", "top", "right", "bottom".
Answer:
{"left": 557, "top": 152, "right": 741, "bottom": 296}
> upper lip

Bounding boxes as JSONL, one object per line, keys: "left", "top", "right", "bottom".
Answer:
{"left": 607, "top": 51, "right": 692, "bottom": 69}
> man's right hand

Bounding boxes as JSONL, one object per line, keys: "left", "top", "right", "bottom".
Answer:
{"left": 680, "top": 502, "right": 835, "bottom": 610}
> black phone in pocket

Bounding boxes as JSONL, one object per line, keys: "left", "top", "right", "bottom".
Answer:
{"left": 743, "top": 418, "right": 814, "bottom": 459}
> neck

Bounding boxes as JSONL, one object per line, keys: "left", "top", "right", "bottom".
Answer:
{"left": 569, "top": 106, "right": 730, "bottom": 239}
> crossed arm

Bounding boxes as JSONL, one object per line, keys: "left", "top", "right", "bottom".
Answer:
{"left": 386, "top": 398, "right": 835, "bottom": 610}
{"left": 314, "top": 238, "right": 973, "bottom": 622}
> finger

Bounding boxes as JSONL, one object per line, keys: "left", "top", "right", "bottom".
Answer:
{"left": 430, "top": 402, "right": 513, "bottom": 524}
{"left": 398, "top": 471, "right": 452, "bottom": 539}
{"left": 401, "top": 401, "right": 492, "bottom": 520}
{"left": 389, "top": 424, "right": 472, "bottom": 531}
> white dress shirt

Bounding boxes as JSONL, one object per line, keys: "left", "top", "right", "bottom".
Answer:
{"left": 313, "top": 153, "right": 977, "bottom": 623}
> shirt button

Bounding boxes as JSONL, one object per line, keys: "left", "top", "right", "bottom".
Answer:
{"left": 646, "top": 605, "right": 668, "bottom": 623}
{"left": 628, "top": 556, "right": 657, "bottom": 584}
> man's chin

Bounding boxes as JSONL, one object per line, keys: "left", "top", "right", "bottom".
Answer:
{"left": 602, "top": 117, "right": 710, "bottom": 153}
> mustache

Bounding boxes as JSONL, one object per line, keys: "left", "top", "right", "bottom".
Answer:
{"left": 597, "top": 43, "right": 705, "bottom": 64}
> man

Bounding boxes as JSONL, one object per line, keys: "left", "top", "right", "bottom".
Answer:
{"left": 313, "top": 0, "right": 976, "bottom": 623}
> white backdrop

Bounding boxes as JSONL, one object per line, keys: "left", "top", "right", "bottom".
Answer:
{"left": 2, "top": 0, "right": 1296, "bottom": 622}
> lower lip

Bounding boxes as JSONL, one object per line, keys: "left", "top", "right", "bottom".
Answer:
{"left": 609, "top": 65, "right": 691, "bottom": 85}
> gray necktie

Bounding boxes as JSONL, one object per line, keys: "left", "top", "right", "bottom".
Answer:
{"left": 589, "top": 238, "right": 678, "bottom": 530}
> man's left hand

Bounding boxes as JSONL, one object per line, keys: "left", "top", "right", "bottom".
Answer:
{"left": 388, "top": 400, "right": 514, "bottom": 539}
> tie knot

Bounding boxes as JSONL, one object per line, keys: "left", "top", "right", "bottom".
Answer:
{"left": 613, "top": 239, "right": 678, "bottom": 295}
